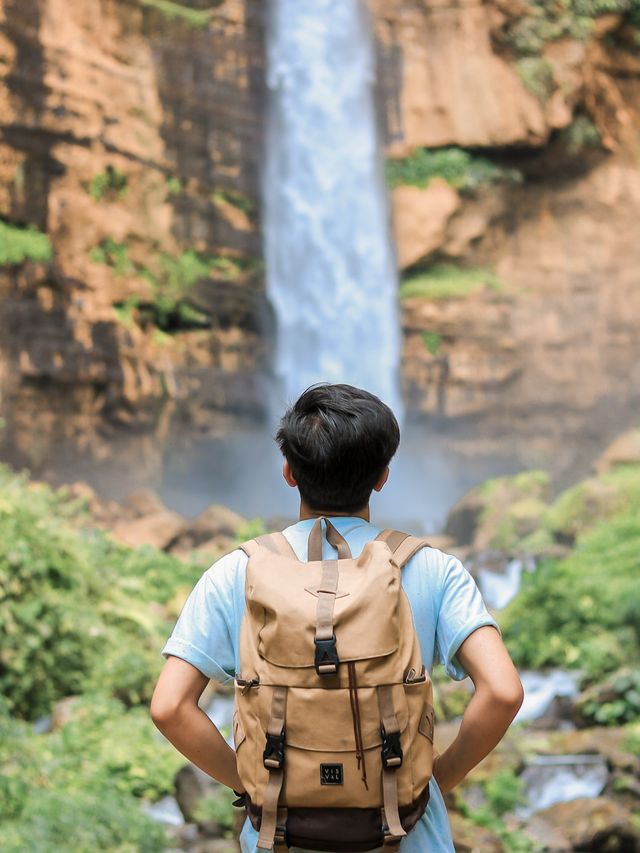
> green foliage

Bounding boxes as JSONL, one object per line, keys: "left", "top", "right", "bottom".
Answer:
{"left": 517, "top": 57, "right": 555, "bottom": 101}
{"left": 0, "top": 464, "right": 199, "bottom": 718}
{"left": 139, "top": 0, "right": 217, "bottom": 28}
{"left": 166, "top": 176, "right": 183, "bottom": 196}
{"left": 578, "top": 669, "right": 640, "bottom": 725}
{"left": 400, "top": 265, "right": 502, "bottom": 301}
{"left": 561, "top": 115, "right": 602, "bottom": 153}
{"left": 502, "top": 495, "right": 640, "bottom": 678}
{"left": 89, "top": 168, "right": 128, "bottom": 202}
{"left": 422, "top": 331, "right": 442, "bottom": 356}
{"left": 212, "top": 189, "right": 257, "bottom": 216}
{"left": 386, "top": 147, "right": 522, "bottom": 193}
{"left": 0, "top": 219, "right": 52, "bottom": 266}
{"left": 460, "top": 770, "right": 533, "bottom": 853}
{"left": 193, "top": 785, "right": 236, "bottom": 833}
{"left": 91, "top": 238, "right": 132, "bottom": 276}
{"left": 0, "top": 695, "right": 180, "bottom": 851}
{"left": 505, "top": 0, "right": 640, "bottom": 56}
{"left": 113, "top": 296, "right": 141, "bottom": 328}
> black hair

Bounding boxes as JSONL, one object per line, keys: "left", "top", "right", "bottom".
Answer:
{"left": 275, "top": 383, "right": 400, "bottom": 514}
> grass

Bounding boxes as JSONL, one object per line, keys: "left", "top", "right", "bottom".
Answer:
{"left": 89, "top": 168, "right": 128, "bottom": 202}
{"left": 421, "top": 331, "right": 442, "bottom": 356}
{"left": 90, "top": 239, "right": 132, "bottom": 277}
{"left": 386, "top": 147, "right": 522, "bottom": 193}
{"left": 139, "top": 0, "right": 218, "bottom": 28}
{"left": 399, "top": 264, "right": 503, "bottom": 301}
{"left": 0, "top": 220, "right": 52, "bottom": 266}
{"left": 211, "top": 190, "right": 257, "bottom": 216}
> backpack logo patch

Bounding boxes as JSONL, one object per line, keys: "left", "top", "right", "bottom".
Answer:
{"left": 320, "top": 763, "right": 343, "bottom": 785}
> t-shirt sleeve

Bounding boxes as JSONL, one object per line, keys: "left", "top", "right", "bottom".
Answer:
{"left": 435, "top": 553, "right": 500, "bottom": 681}
{"left": 161, "top": 550, "right": 245, "bottom": 684}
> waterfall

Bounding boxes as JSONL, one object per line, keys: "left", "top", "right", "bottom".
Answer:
{"left": 263, "top": 0, "right": 403, "bottom": 416}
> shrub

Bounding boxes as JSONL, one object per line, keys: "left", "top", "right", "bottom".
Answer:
{"left": 89, "top": 168, "right": 128, "bottom": 202}
{"left": 91, "top": 238, "right": 132, "bottom": 276}
{"left": 517, "top": 57, "right": 555, "bottom": 101}
{"left": 0, "top": 465, "right": 198, "bottom": 718}
{"left": 0, "top": 220, "right": 52, "bottom": 265}
{"left": 386, "top": 147, "right": 522, "bottom": 193}
{"left": 422, "top": 331, "right": 442, "bottom": 356}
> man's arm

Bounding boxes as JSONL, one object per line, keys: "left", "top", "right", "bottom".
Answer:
{"left": 432, "top": 625, "right": 524, "bottom": 794}
{"left": 150, "top": 655, "right": 245, "bottom": 792}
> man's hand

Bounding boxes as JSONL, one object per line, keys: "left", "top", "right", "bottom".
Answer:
{"left": 432, "top": 626, "right": 523, "bottom": 795}
{"left": 150, "top": 656, "right": 245, "bottom": 793}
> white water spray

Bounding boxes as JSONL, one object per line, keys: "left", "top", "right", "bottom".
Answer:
{"left": 263, "top": 0, "right": 403, "bottom": 415}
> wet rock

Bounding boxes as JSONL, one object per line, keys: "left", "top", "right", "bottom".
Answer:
{"left": 534, "top": 796, "right": 639, "bottom": 850}
{"left": 167, "top": 504, "right": 247, "bottom": 558}
{"left": 111, "top": 509, "right": 186, "bottom": 551}
{"left": 449, "top": 811, "right": 504, "bottom": 852}
{"left": 175, "top": 764, "right": 217, "bottom": 824}
{"left": 123, "top": 488, "right": 167, "bottom": 518}
{"left": 521, "top": 814, "right": 572, "bottom": 851}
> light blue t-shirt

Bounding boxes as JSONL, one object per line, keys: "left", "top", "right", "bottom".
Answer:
{"left": 162, "top": 516, "right": 499, "bottom": 853}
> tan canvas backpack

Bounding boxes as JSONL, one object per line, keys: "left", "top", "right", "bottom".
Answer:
{"left": 233, "top": 517, "right": 434, "bottom": 852}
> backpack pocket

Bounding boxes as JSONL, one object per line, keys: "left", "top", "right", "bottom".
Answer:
{"left": 248, "top": 545, "right": 402, "bottom": 669}
{"left": 232, "top": 709, "right": 246, "bottom": 750}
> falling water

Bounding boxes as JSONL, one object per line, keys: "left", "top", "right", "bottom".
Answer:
{"left": 263, "top": 0, "right": 403, "bottom": 415}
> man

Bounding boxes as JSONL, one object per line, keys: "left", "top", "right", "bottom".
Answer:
{"left": 151, "top": 383, "right": 523, "bottom": 851}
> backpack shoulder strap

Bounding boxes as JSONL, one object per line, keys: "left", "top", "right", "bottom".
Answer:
{"left": 376, "top": 528, "right": 430, "bottom": 568}
{"left": 238, "top": 532, "right": 299, "bottom": 560}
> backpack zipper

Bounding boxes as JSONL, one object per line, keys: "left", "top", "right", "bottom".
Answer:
{"left": 235, "top": 675, "right": 260, "bottom": 694}
{"left": 404, "top": 665, "right": 427, "bottom": 684}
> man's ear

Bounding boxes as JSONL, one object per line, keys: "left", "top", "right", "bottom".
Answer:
{"left": 373, "top": 466, "right": 389, "bottom": 493}
{"left": 283, "top": 459, "right": 297, "bottom": 488}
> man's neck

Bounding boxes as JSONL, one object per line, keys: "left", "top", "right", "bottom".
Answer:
{"left": 299, "top": 502, "right": 370, "bottom": 522}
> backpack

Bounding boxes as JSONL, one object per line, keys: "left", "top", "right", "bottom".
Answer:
{"left": 234, "top": 516, "right": 434, "bottom": 852}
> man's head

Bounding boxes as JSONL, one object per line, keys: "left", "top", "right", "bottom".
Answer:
{"left": 275, "top": 383, "right": 400, "bottom": 515}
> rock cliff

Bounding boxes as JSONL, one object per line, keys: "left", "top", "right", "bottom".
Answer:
{"left": 0, "top": 0, "right": 266, "bottom": 469}
{"left": 0, "top": 0, "right": 639, "bottom": 478}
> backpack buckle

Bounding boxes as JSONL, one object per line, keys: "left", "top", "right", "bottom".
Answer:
{"left": 263, "top": 730, "right": 286, "bottom": 769}
{"left": 314, "top": 634, "right": 340, "bottom": 676}
{"left": 380, "top": 726, "right": 403, "bottom": 769}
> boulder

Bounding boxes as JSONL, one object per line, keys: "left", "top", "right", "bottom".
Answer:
{"left": 167, "top": 503, "right": 247, "bottom": 558}
{"left": 174, "top": 763, "right": 216, "bottom": 824}
{"left": 392, "top": 180, "right": 461, "bottom": 269}
{"left": 445, "top": 470, "right": 550, "bottom": 551}
{"left": 534, "top": 797, "right": 639, "bottom": 850}
{"left": 123, "top": 488, "right": 167, "bottom": 518}
{"left": 448, "top": 811, "right": 504, "bottom": 852}
{"left": 111, "top": 509, "right": 185, "bottom": 551}
{"left": 595, "top": 430, "right": 640, "bottom": 475}
{"left": 520, "top": 814, "right": 572, "bottom": 851}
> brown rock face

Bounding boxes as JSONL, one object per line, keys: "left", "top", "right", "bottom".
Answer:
{"left": 534, "top": 797, "right": 639, "bottom": 851}
{"left": 0, "top": 0, "right": 267, "bottom": 469}
{"left": 371, "top": 0, "right": 566, "bottom": 153}
{"left": 392, "top": 180, "right": 461, "bottom": 269}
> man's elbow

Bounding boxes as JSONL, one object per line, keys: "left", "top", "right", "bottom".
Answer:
{"left": 150, "top": 691, "right": 184, "bottom": 731}
{"left": 490, "top": 676, "right": 524, "bottom": 718}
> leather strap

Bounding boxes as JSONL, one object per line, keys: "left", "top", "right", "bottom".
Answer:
{"left": 308, "top": 516, "right": 352, "bottom": 561}
{"left": 239, "top": 532, "right": 298, "bottom": 560}
{"left": 315, "top": 559, "right": 340, "bottom": 644}
{"left": 258, "top": 686, "right": 288, "bottom": 850}
{"left": 376, "top": 529, "right": 411, "bottom": 552}
{"left": 377, "top": 686, "right": 406, "bottom": 842}
{"left": 376, "top": 528, "right": 430, "bottom": 569}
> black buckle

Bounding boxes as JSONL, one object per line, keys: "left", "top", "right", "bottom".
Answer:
{"left": 263, "top": 730, "right": 285, "bottom": 769}
{"left": 314, "top": 634, "right": 340, "bottom": 676}
{"left": 381, "top": 726, "right": 403, "bottom": 769}
{"left": 274, "top": 824, "right": 287, "bottom": 845}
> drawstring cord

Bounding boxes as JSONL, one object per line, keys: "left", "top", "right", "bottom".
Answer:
{"left": 347, "top": 661, "right": 368, "bottom": 789}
